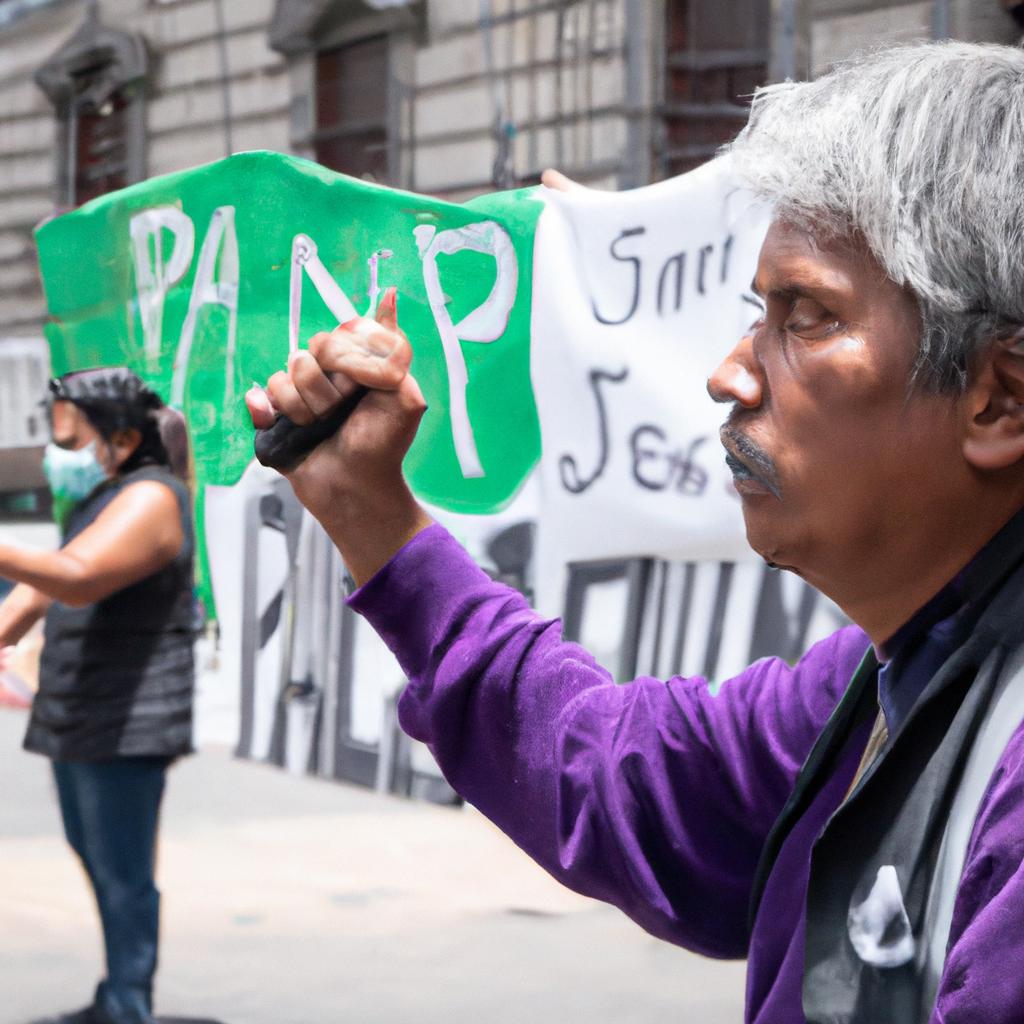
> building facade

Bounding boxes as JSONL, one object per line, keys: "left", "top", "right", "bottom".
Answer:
{"left": 3, "top": 0, "right": 1018, "bottom": 346}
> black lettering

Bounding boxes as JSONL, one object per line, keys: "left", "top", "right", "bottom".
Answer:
{"left": 559, "top": 366, "right": 629, "bottom": 494}
{"left": 629, "top": 429, "right": 709, "bottom": 496}
{"left": 656, "top": 251, "right": 686, "bottom": 316}
{"left": 592, "top": 227, "right": 645, "bottom": 325}
{"left": 630, "top": 424, "right": 673, "bottom": 490}
{"left": 720, "top": 234, "right": 734, "bottom": 284}
{"left": 696, "top": 243, "right": 714, "bottom": 295}
{"left": 673, "top": 437, "right": 709, "bottom": 496}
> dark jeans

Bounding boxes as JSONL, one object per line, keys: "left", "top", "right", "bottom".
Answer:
{"left": 52, "top": 757, "right": 170, "bottom": 1024}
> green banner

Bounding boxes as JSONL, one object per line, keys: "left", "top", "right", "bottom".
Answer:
{"left": 35, "top": 151, "right": 543, "bottom": 609}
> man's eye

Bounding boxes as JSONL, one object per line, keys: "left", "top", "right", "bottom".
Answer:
{"left": 785, "top": 299, "right": 842, "bottom": 340}
{"left": 787, "top": 318, "right": 841, "bottom": 339}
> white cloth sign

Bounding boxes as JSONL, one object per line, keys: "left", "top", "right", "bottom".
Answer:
{"left": 528, "top": 156, "right": 771, "bottom": 611}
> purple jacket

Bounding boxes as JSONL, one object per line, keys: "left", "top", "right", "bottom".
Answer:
{"left": 351, "top": 524, "right": 1024, "bottom": 1023}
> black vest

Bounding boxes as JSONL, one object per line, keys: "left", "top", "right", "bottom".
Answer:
{"left": 749, "top": 507, "right": 1024, "bottom": 1022}
{"left": 25, "top": 465, "right": 196, "bottom": 761}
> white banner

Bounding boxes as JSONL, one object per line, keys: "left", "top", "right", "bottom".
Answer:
{"left": 529, "top": 156, "right": 771, "bottom": 611}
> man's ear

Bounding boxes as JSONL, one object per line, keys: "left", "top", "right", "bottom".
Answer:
{"left": 963, "top": 338, "right": 1024, "bottom": 471}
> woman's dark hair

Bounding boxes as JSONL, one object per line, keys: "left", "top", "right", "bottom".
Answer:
{"left": 48, "top": 367, "right": 191, "bottom": 482}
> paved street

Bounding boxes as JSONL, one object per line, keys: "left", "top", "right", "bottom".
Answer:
{"left": 0, "top": 708, "right": 745, "bottom": 1024}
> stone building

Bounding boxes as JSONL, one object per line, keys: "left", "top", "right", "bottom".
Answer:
{"left": 2, "top": 0, "right": 1019, "bottom": 358}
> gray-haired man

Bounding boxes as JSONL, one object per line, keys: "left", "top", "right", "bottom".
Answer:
{"left": 249, "top": 42, "right": 1024, "bottom": 1024}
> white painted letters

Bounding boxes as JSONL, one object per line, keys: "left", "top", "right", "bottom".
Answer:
{"left": 171, "top": 206, "right": 239, "bottom": 407}
{"left": 414, "top": 220, "right": 517, "bottom": 479}
{"left": 130, "top": 206, "right": 519, "bottom": 478}
{"left": 129, "top": 206, "right": 195, "bottom": 370}
{"left": 288, "top": 234, "right": 359, "bottom": 354}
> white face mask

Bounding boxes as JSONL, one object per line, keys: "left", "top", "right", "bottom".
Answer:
{"left": 42, "top": 440, "right": 109, "bottom": 506}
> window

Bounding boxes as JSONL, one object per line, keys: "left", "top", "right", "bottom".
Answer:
{"left": 314, "top": 35, "right": 390, "bottom": 183}
{"left": 659, "top": 0, "right": 770, "bottom": 177}
{"left": 71, "top": 72, "right": 130, "bottom": 204}
{"left": 34, "top": 14, "right": 148, "bottom": 208}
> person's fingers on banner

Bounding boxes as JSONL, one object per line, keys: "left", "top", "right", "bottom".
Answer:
{"left": 540, "top": 168, "right": 584, "bottom": 193}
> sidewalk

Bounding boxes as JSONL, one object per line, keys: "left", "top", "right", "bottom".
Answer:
{"left": 0, "top": 708, "right": 745, "bottom": 1024}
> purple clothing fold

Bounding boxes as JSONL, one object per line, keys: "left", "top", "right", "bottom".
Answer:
{"left": 350, "top": 523, "right": 1024, "bottom": 1023}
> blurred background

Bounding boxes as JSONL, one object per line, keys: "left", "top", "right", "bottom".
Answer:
{"left": 2, "top": 1, "right": 1023, "bottom": 1022}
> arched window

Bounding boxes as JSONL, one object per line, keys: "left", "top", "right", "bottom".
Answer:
{"left": 314, "top": 33, "right": 390, "bottom": 182}
{"left": 269, "top": 0, "right": 423, "bottom": 188}
{"left": 34, "top": 9, "right": 148, "bottom": 207}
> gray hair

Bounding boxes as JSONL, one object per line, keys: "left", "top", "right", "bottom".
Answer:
{"left": 725, "top": 41, "right": 1024, "bottom": 392}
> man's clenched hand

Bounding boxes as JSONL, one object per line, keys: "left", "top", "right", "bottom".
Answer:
{"left": 246, "top": 287, "right": 433, "bottom": 586}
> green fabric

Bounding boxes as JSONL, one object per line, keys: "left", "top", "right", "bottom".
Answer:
{"left": 35, "top": 151, "right": 543, "bottom": 611}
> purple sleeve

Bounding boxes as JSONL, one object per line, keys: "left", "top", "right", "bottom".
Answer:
{"left": 350, "top": 523, "right": 869, "bottom": 957}
{"left": 933, "top": 726, "right": 1024, "bottom": 1023}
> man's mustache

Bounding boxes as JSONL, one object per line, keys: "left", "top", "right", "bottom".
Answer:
{"left": 720, "top": 422, "right": 782, "bottom": 498}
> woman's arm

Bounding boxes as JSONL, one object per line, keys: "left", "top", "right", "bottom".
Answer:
{"left": 0, "top": 582, "right": 51, "bottom": 647}
{"left": 0, "top": 481, "right": 184, "bottom": 607}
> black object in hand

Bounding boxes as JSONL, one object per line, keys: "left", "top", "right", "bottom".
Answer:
{"left": 253, "top": 386, "right": 368, "bottom": 472}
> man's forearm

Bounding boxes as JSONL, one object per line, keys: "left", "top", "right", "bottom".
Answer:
{"left": 311, "top": 483, "right": 433, "bottom": 588}
{"left": 0, "top": 582, "right": 51, "bottom": 647}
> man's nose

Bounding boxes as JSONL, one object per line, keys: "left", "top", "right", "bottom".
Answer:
{"left": 707, "top": 333, "right": 763, "bottom": 408}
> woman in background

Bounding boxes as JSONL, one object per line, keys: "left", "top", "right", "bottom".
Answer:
{"left": 0, "top": 367, "right": 196, "bottom": 1024}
